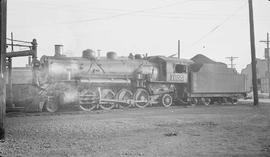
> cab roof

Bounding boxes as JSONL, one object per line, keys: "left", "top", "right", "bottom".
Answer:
{"left": 148, "top": 56, "right": 194, "bottom": 65}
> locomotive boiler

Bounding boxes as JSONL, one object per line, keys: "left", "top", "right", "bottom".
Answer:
{"left": 36, "top": 47, "right": 247, "bottom": 112}
{"left": 38, "top": 48, "right": 193, "bottom": 112}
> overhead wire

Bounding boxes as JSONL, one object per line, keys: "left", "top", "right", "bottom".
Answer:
{"left": 9, "top": 0, "right": 269, "bottom": 30}
{"left": 190, "top": 2, "right": 248, "bottom": 47}
{"left": 9, "top": 0, "right": 260, "bottom": 26}
{"left": 62, "top": 0, "right": 192, "bottom": 24}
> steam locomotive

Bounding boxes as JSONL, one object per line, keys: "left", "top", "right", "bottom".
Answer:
{"left": 37, "top": 47, "right": 247, "bottom": 112}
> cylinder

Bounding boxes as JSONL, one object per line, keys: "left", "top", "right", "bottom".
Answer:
{"left": 54, "top": 45, "right": 64, "bottom": 57}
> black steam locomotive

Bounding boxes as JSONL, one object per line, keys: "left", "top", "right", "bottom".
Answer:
{"left": 36, "top": 47, "right": 246, "bottom": 112}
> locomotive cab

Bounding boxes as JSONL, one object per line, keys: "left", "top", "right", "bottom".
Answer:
{"left": 144, "top": 56, "right": 193, "bottom": 106}
{"left": 148, "top": 56, "right": 193, "bottom": 83}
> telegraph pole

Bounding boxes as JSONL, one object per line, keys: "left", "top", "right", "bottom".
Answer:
{"left": 226, "top": 56, "right": 238, "bottom": 69}
{"left": 248, "top": 0, "right": 259, "bottom": 105}
{"left": 0, "top": 0, "right": 7, "bottom": 141}
{"left": 178, "top": 40, "right": 180, "bottom": 59}
{"left": 259, "top": 32, "right": 270, "bottom": 98}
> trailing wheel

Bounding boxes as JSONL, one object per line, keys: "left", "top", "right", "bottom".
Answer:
{"left": 79, "top": 89, "right": 98, "bottom": 111}
{"left": 188, "top": 97, "right": 198, "bottom": 106}
{"left": 201, "top": 97, "right": 211, "bottom": 106}
{"left": 45, "top": 96, "right": 59, "bottom": 113}
{"left": 116, "top": 88, "right": 133, "bottom": 108}
{"left": 99, "top": 89, "right": 115, "bottom": 110}
{"left": 161, "top": 94, "right": 173, "bottom": 107}
{"left": 134, "top": 88, "right": 150, "bottom": 108}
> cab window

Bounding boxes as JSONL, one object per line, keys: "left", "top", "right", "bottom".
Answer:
{"left": 174, "top": 64, "right": 186, "bottom": 73}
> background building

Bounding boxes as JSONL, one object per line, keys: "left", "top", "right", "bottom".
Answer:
{"left": 241, "top": 58, "right": 269, "bottom": 93}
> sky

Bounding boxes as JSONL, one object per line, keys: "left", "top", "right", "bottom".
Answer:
{"left": 6, "top": 0, "right": 270, "bottom": 72}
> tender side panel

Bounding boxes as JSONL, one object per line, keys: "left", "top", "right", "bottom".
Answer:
{"left": 191, "top": 72, "right": 246, "bottom": 94}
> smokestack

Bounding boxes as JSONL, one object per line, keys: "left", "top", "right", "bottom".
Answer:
{"left": 54, "top": 44, "right": 64, "bottom": 57}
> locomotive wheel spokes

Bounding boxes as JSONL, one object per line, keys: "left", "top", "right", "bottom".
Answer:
{"left": 116, "top": 89, "right": 133, "bottom": 108}
{"left": 134, "top": 88, "right": 150, "bottom": 108}
{"left": 189, "top": 97, "right": 198, "bottom": 106}
{"left": 161, "top": 94, "right": 173, "bottom": 107}
{"left": 229, "top": 97, "right": 238, "bottom": 104}
{"left": 99, "top": 89, "right": 115, "bottom": 110}
{"left": 45, "top": 96, "right": 59, "bottom": 113}
{"left": 201, "top": 97, "right": 211, "bottom": 106}
{"left": 222, "top": 97, "right": 228, "bottom": 104}
{"left": 79, "top": 89, "right": 98, "bottom": 111}
{"left": 217, "top": 97, "right": 223, "bottom": 104}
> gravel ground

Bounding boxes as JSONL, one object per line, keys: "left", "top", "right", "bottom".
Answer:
{"left": 1, "top": 103, "right": 270, "bottom": 157}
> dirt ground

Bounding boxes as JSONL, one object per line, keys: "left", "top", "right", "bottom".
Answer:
{"left": 1, "top": 102, "right": 270, "bottom": 157}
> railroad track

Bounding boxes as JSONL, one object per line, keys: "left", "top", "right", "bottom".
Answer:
{"left": 6, "top": 102, "right": 247, "bottom": 118}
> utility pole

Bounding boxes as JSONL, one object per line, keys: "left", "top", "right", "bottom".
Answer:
{"left": 0, "top": 0, "right": 7, "bottom": 141}
{"left": 178, "top": 40, "right": 180, "bottom": 59}
{"left": 226, "top": 56, "right": 238, "bottom": 69}
{"left": 259, "top": 32, "right": 270, "bottom": 98}
{"left": 248, "top": 0, "right": 259, "bottom": 105}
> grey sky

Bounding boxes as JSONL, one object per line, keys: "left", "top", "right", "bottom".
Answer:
{"left": 7, "top": 0, "right": 270, "bottom": 72}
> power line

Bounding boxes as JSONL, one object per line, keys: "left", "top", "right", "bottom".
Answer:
{"left": 226, "top": 56, "right": 238, "bottom": 69}
{"left": 259, "top": 32, "right": 270, "bottom": 98}
{"left": 12, "top": 0, "right": 244, "bottom": 10}
{"left": 190, "top": 2, "right": 247, "bottom": 46}
{"left": 10, "top": 0, "right": 269, "bottom": 28}
{"left": 62, "top": 0, "right": 191, "bottom": 24}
